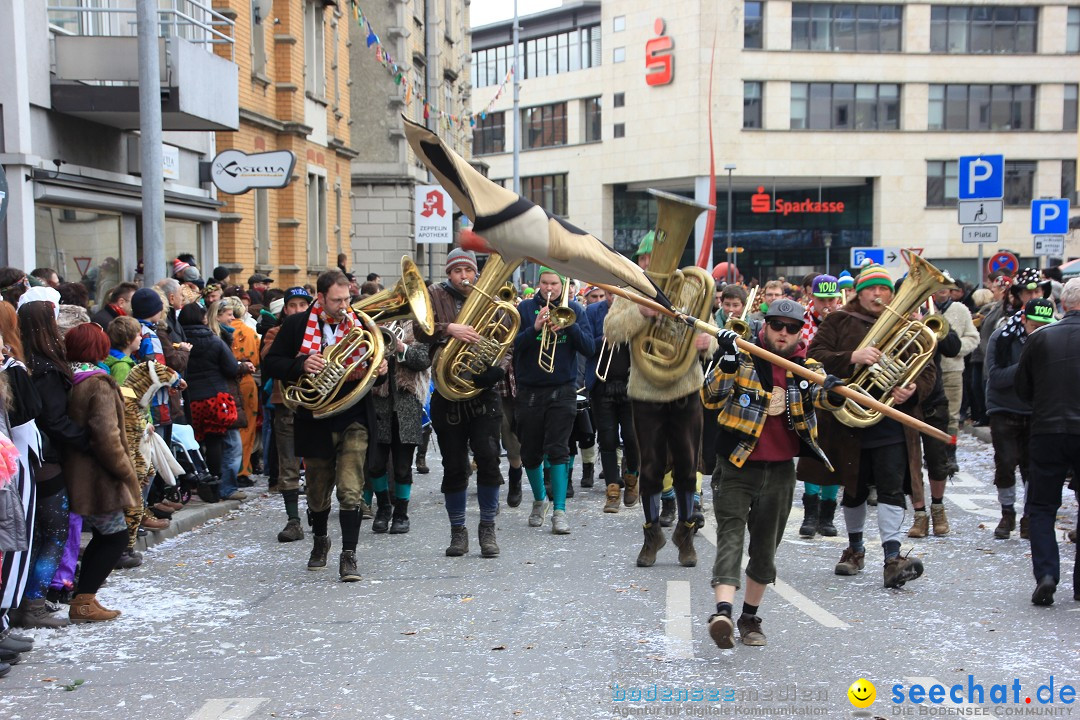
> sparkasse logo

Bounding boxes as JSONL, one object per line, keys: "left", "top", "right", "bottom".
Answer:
{"left": 750, "top": 186, "right": 845, "bottom": 216}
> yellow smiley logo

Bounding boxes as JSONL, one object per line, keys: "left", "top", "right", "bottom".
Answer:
{"left": 848, "top": 678, "right": 876, "bottom": 708}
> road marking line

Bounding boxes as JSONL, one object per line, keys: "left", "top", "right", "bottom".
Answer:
{"left": 699, "top": 520, "right": 848, "bottom": 629}
{"left": 664, "top": 580, "right": 694, "bottom": 660}
{"left": 949, "top": 471, "right": 984, "bottom": 489}
{"left": 947, "top": 495, "right": 999, "bottom": 518}
{"left": 186, "top": 698, "right": 268, "bottom": 720}
{"left": 903, "top": 677, "right": 967, "bottom": 708}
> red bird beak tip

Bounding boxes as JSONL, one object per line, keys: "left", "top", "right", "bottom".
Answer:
{"left": 459, "top": 229, "right": 494, "bottom": 254}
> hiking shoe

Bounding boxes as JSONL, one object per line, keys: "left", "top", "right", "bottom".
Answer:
{"left": 930, "top": 503, "right": 950, "bottom": 536}
{"left": 580, "top": 462, "right": 594, "bottom": 488}
{"left": 307, "top": 535, "right": 331, "bottom": 570}
{"left": 528, "top": 499, "right": 551, "bottom": 528}
{"left": 223, "top": 491, "right": 247, "bottom": 501}
{"left": 994, "top": 510, "right": 1016, "bottom": 539}
{"left": 415, "top": 459, "right": 429, "bottom": 474}
{"left": 478, "top": 522, "right": 500, "bottom": 557}
{"left": 636, "top": 523, "right": 667, "bottom": 567}
{"left": 1031, "top": 575, "right": 1056, "bottom": 606}
{"left": 817, "top": 499, "right": 838, "bottom": 536}
{"left": 12, "top": 598, "right": 70, "bottom": 629}
{"left": 140, "top": 515, "right": 170, "bottom": 531}
{"left": 834, "top": 547, "right": 865, "bottom": 576}
{"left": 1019, "top": 515, "right": 1030, "bottom": 539}
{"left": 389, "top": 503, "right": 410, "bottom": 534}
{"left": 737, "top": 614, "right": 766, "bottom": 646}
{"left": 707, "top": 613, "right": 734, "bottom": 649}
{"left": 339, "top": 551, "right": 361, "bottom": 582}
{"left": 114, "top": 549, "right": 143, "bottom": 569}
{"left": 623, "top": 473, "right": 639, "bottom": 507}
{"left": 372, "top": 504, "right": 392, "bottom": 534}
{"left": 908, "top": 511, "right": 929, "bottom": 538}
{"left": 551, "top": 510, "right": 570, "bottom": 535}
{"left": 603, "top": 484, "right": 621, "bottom": 513}
{"left": 0, "top": 632, "right": 33, "bottom": 654}
{"left": 278, "top": 518, "right": 304, "bottom": 542}
{"left": 671, "top": 521, "right": 698, "bottom": 567}
{"left": 883, "top": 554, "right": 924, "bottom": 588}
{"left": 446, "top": 526, "right": 469, "bottom": 557}
{"left": 658, "top": 496, "right": 676, "bottom": 527}
{"left": 506, "top": 476, "right": 523, "bottom": 508}
{"left": 799, "top": 494, "right": 819, "bottom": 538}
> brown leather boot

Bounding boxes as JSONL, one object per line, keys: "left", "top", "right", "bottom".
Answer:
{"left": 140, "top": 515, "right": 170, "bottom": 531}
{"left": 603, "top": 484, "right": 621, "bottom": 513}
{"left": 622, "top": 472, "right": 639, "bottom": 507}
{"left": 635, "top": 523, "right": 666, "bottom": 567}
{"left": 907, "top": 511, "right": 929, "bottom": 538}
{"left": 930, "top": 503, "right": 950, "bottom": 536}
{"left": 69, "top": 594, "right": 121, "bottom": 623}
{"left": 671, "top": 521, "right": 698, "bottom": 567}
{"left": 994, "top": 509, "right": 1016, "bottom": 539}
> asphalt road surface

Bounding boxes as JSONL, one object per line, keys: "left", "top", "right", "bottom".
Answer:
{"left": 1, "top": 433, "right": 1077, "bottom": 720}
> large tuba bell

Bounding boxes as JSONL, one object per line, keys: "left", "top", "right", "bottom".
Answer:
{"left": 283, "top": 256, "right": 434, "bottom": 419}
{"left": 434, "top": 252, "right": 523, "bottom": 402}
{"left": 835, "top": 252, "right": 955, "bottom": 428}
{"left": 630, "top": 189, "right": 716, "bottom": 386}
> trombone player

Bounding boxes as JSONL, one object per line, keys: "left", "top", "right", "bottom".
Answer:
{"left": 513, "top": 267, "right": 595, "bottom": 534}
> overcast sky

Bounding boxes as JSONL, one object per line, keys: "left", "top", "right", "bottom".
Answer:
{"left": 469, "top": 0, "right": 563, "bottom": 28}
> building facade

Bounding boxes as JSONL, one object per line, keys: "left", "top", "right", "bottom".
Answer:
{"left": 470, "top": 0, "right": 1080, "bottom": 284}
{"left": 213, "top": 0, "right": 356, "bottom": 287}
{"left": 349, "top": 0, "right": 472, "bottom": 284}
{"left": 0, "top": 0, "right": 236, "bottom": 302}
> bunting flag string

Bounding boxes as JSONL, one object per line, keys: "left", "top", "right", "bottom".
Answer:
{"left": 349, "top": 0, "right": 513, "bottom": 131}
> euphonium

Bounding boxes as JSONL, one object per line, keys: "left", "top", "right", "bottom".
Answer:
{"left": 631, "top": 189, "right": 716, "bottom": 386}
{"left": 538, "top": 279, "right": 576, "bottom": 373}
{"left": 725, "top": 286, "right": 759, "bottom": 340}
{"left": 434, "top": 253, "right": 523, "bottom": 402}
{"left": 283, "top": 256, "right": 434, "bottom": 419}
{"left": 835, "top": 252, "right": 955, "bottom": 428}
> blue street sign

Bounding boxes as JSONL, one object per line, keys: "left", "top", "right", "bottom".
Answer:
{"left": 850, "top": 247, "right": 883, "bottom": 268}
{"left": 1030, "top": 199, "right": 1070, "bottom": 235}
{"left": 958, "top": 155, "right": 1004, "bottom": 200}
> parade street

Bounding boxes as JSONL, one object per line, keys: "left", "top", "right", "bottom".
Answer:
{"left": 1, "top": 432, "right": 1077, "bottom": 720}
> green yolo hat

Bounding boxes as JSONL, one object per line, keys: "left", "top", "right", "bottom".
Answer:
{"left": 633, "top": 231, "right": 655, "bottom": 258}
{"left": 1024, "top": 298, "right": 1056, "bottom": 324}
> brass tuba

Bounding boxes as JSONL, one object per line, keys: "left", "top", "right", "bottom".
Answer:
{"left": 283, "top": 256, "right": 434, "bottom": 419}
{"left": 835, "top": 252, "right": 954, "bottom": 428}
{"left": 631, "top": 189, "right": 716, "bottom": 386}
{"left": 433, "top": 253, "right": 523, "bottom": 402}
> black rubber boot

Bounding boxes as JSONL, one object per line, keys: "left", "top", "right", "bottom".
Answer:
{"left": 658, "top": 496, "right": 676, "bottom": 527}
{"left": 389, "top": 500, "right": 410, "bottom": 534}
{"left": 799, "top": 494, "right": 819, "bottom": 539}
{"left": 580, "top": 462, "right": 595, "bottom": 489}
{"left": 372, "top": 491, "right": 392, "bottom": 533}
{"left": 817, "top": 499, "right": 838, "bottom": 537}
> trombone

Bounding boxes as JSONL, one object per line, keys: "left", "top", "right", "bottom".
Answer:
{"left": 538, "top": 281, "right": 576, "bottom": 373}
{"left": 594, "top": 338, "right": 615, "bottom": 381}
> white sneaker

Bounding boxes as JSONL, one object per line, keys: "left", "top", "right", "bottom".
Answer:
{"left": 528, "top": 499, "right": 551, "bottom": 527}
{"left": 551, "top": 510, "right": 570, "bottom": 535}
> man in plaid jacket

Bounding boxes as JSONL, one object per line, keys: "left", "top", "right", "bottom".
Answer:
{"left": 701, "top": 298, "right": 843, "bottom": 650}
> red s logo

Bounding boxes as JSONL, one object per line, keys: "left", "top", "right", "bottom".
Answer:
{"left": 751, "top": 186, "right": 772, "bottom": 213}
{"left": 645, "top": 18, "right": 673, "bottom": 87}
{"left": 421, "top": 190, "right": 445, "bottom": 218}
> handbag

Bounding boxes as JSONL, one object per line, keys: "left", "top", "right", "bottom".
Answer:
{"left": 227, "top": 378, "right": 248, "bottom": 430}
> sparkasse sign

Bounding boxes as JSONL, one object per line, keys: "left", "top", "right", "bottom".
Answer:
{"left": 750, "top": 186, "right": 845, "bottom": 216}
{"left": 211, "top": 149, "right": 296, "bottom": 195}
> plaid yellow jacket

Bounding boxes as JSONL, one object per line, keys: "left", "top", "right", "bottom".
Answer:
{"left": 701, "top": 347, "right": 839, "bottom": 471}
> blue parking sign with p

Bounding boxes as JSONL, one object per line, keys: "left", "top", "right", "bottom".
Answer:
{"left": 1030, "top": 199, "right": 1070, "bottom": 235}
{"left": 959, "top": 155, "right": 1004, "bottom": 199}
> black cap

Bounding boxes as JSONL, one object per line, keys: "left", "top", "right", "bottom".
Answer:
{"left": 765, "top": 298, "right": 806, "bottom": 323}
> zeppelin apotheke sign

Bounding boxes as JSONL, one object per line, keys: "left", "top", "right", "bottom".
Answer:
{"left": 210, "top": 149, "right": 296, "bottom": 195}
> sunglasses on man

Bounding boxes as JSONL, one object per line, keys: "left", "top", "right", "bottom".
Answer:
{"left": 767, "top": 319, "right": 804, "bottom": 334}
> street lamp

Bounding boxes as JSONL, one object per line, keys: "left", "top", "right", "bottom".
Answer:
{"left": 724, "top": 163, "right": 736, "bottom": 283}
{"left": 823, "top": 232, "right": 833, "bottom": 276}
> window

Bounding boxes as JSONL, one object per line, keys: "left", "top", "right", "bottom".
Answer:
{"left": 303, "top": 0, "right": 325, "bottom": 96}
{"left": 928, "top": 84, "right": 1035, "bottom": 130}
{"left": 584, "top": 97, "right": 602, "bottom": 142}
{"left": 744, "top": 82, "right": 763, "bottom": 128}
{"left": 1003, "top": 161, "right": 1036, "bottom": 206}
{"left": 930, "top": 6, "right": 1037, "bottom": 53}
{"left": 251, "top": 0, "right": 266, "bottom": 76}
{"left": 472, "top": 111, "right": 505, "bottom": 155}
{"left": 613, "top": 46, "right": 625, "bottom": 63}
{"left": 1063, "top": 159, "right": 1077, "bottom": 203}
{"left": 613, "top": 123, "right": 625, "bottom": 138}
{"left": 522, "top": 174, "right": 568, "bottom": 217}
{"left": 745, "top": 1, "right": 763, "bottom": 49}
{"left": 790, "top": 83, "right": 899, "bottom": 129}
{"left": 613, "top": 92, "right": 625, "bottom": 108}
{"left": 522, "top": 102, "right": 567, "bottom": 149}
{"left": 255, "top": 188, "right": 269, "bottom": 266}
{"left": 473, "top": 26, "right": 602, "bottom": 87}
{"left": 307, "top": 172, "right": 328, "bottom": 267}
{"left": 613, "top": 15, "right": 625, "bottom": 32}
{"left": 791, "top": 4, "right": 902, "bottom": 52}
{"left": 926, "top": 160, "right": 958, "bottom": 206}
{"left": 1069, "top": 8, "right": 1080, "bottom": 53}
{"left": 1065, "top": 85, "right": 1078, "bottom": 131}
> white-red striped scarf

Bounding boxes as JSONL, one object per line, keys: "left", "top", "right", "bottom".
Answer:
{"left": 298, "top": 300, "right": 363, "bottom": 365}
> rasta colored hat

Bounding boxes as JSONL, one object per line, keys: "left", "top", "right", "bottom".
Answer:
{"left": 1024, "top": 298, "right": 1056, "bottom": 324}
{"left": 632, "top": 230, "right": 655, "bottom": 258}
{"left": 855, "top": 263, "right": 894, "bottom": 293}
{"left": 837, "top": 270, "right": 854, "bottom": 290}
{"left": 811, "top": 274, "right": 842, "bottom": 298}
{"left": 765, "top": 298, "right": 807, "bottom": 324}
{"left": 445, "top": 248, "right": 478, "bottom": 274}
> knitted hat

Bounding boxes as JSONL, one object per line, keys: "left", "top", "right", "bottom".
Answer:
{"left": 537, "top": 266, "right": 566, "bottom": 282}
{"left": 811, "top": 274, "right": 842, "bottom": 298}
{"left": 1024, "top": 298, "right": 1056, "bottom": 324}
{"left": 130, "top": 287, "right": 164, "bottom": 319}
{"left": 837, "top": 270, "right": 854, "bottom": 290}
{"left": 632, "top": 231, "right": 655, "bottom": 258}
{"left": 172, "top": 258, "right": 191, "bottom": 277}
{"left": 212, "top": 265, "right": 231, "bottom": 282}
{"left": 855, "top": 263, "right": 894, "bottom": 293}
{"left": 445, "top": 248, "right": 478, "bottom": 274}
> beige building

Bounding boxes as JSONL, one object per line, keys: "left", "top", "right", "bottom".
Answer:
{"left": 470, "top": 0, "right": 1079, "bottom": 284}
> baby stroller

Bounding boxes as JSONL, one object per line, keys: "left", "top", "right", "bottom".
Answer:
{"left": 170, "top": 423, "right": 221, "bottom": 503}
